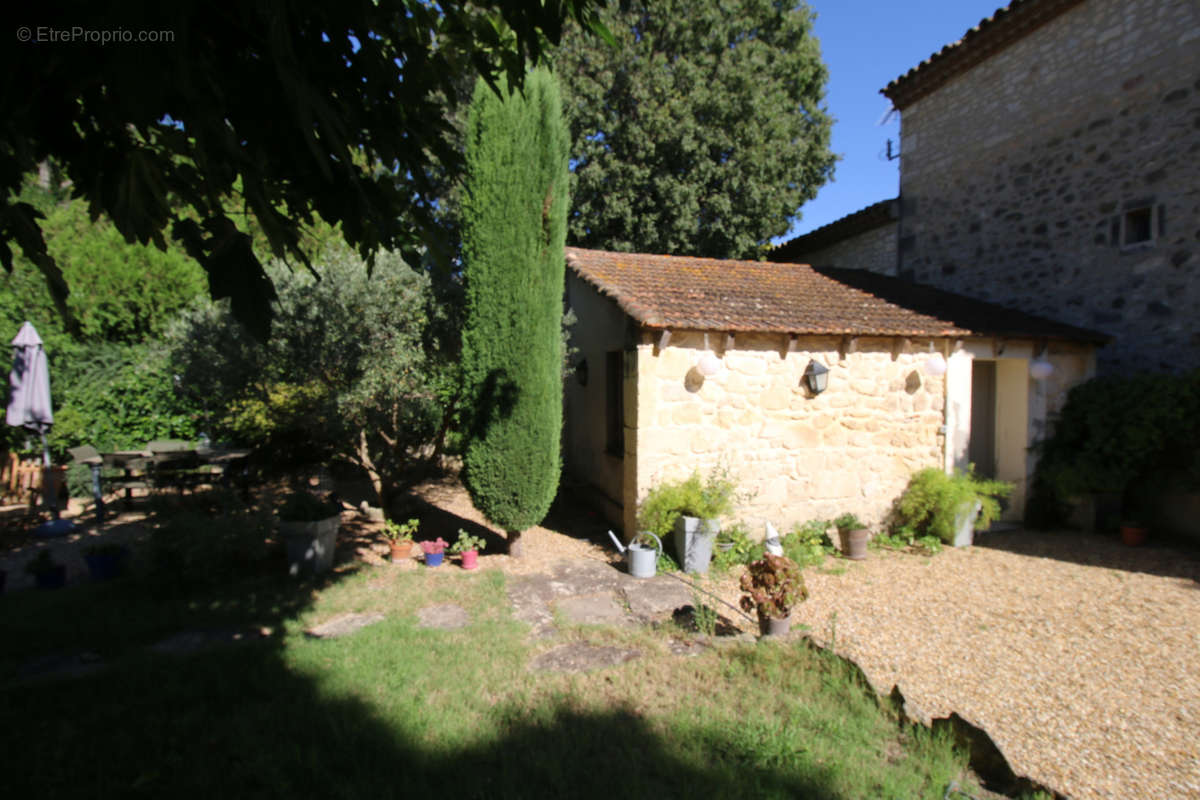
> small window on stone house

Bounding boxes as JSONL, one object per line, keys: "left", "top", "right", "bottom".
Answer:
{"left": 1119, "top": 201, "right": 1161, "bottom": 250}
{"left": 605, "top": 351, "right": 624, "bottom": 458}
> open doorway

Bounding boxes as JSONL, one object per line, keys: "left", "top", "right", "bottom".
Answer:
{"left": 967, "top": 358, "right": 1028, "bottom": 521}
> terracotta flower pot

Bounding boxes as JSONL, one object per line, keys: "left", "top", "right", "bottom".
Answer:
{"left": 389, "top": 541, "right": 413, "bottom": 562}
{"left": 1120, "top": 524, "right": 1148, "bottom": 547}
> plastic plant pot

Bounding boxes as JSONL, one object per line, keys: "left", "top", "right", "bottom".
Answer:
{"left": 425, "top": 551, "right": 444, "bottom": 567}
{"left": 461, "top": 550, "right": 478, "bottom": 570}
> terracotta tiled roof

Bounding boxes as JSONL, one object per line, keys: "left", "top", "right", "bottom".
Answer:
{"left": 769, "top": 199, "right": 898, "bottom": 263}
{"left": 881, "top": 0, "right": 1087, "bottom": 110}
{"left": 565, "top": 247, "right": 1108, "bottom": 343}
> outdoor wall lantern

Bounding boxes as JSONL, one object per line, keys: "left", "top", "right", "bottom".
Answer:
{"left": 802, "top": 360, "right": 829, "bottom": 395}
{"left": 696, "top": 351, "right": 722, "bottom": 378}
{"left": 923, "top": 343, "right": 947, "bottom": 377}
{"left": 575, "top": 358, "right": 589, "bottom": 386}
{"left": 1029, "top": 358, "right": 1054, "bottom": 381}
{"left": 694, "top": 333, "right": 722, "bottom": 378}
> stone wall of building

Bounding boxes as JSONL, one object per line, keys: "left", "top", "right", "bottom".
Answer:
{"left": 623, "top": 330, "right": 1095, "bottom": 537}
{"left": 563, "top": 272, "right": 631, "bottom": 525}
{"left": 629, "top": 330, "right": 946, "bottom": 534}
{"left": 789, "top": 224, "right": 898, "bottom": 276}
{"left": 897, "top": 0, "right": 1200, "bottom": 373}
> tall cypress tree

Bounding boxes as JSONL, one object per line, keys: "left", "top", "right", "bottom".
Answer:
{"left": 460, "top": 68, "right": 569, "bottom": 557}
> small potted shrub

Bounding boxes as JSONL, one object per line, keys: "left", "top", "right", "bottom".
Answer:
{"left": 833, "top": 513, "right": 869, "bottom": 560}
{"left": 383, "top": 518, "right": 419, "bottom": 562}
{"left": 278, "top": 491, "right": 342, "bottom": 576}
{"left": 83, "top": 542, "right": 130, "bottom": 581}
{"left": 893, "top": 467, "right": 1012, "bottom": 547}
{"left": 25, "top": 550, "right": 67, "bottom": 590}
{"left": 638, "top": 466, "right": 737, "bottom": 575}
{"left": 419, "top": 537, "right": 449, "bottom": 567}
{"left": 449, "top": 529, "right": 487, "bottom": 570}
{"left": 739, "top": 554, "right": 807, "bottom": 637}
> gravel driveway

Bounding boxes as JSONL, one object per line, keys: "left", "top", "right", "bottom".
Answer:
{"left": 784, "top": 530, "right": 1200, "bottom": 800}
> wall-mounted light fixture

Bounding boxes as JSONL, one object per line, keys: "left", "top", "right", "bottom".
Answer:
{"left": 694, "top": 333, "right": 722, "bottom": 378}
{"left": 1029, "top": 359, "right": 1054, "bottom": 380}
{"left": 574, "top": 358, "right": 589, "bottom": 386}
{"left": 803, "top": 360, "right": 829, "bottom": 395}
{"left": 923, "top": 342, "right": 947, "bottom": 376}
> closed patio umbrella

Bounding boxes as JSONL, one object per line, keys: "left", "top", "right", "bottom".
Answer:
{"left": 7, "top": 322, "right": 70, "bottom": 532}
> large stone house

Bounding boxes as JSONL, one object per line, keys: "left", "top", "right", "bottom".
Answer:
{"left": 772, "top": 0, "right": 1200, "bottom": 374}
{"left": 563, "top": 247, "right": 1104, "bottom": 536}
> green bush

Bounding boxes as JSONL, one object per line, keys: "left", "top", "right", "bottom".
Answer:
{"left": 637, "top": 466, "right": 739, "bottom": 537}
{"left": 832, "top": 513, "right": 864, "bottom": 532}
{"left": 711, "top": 522, "right": 761, "bottom": 574}
{"left": 893, "top": 468, "right": 1011, "bottom": 544}
{"left": 782, "top": 519, "right": 836, "bottom": 568}
{"left": 1030, "top": 370, "right": 1200, "bottom": 525}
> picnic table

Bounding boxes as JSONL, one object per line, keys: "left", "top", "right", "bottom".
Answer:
{"left": 69, "top": 444, "right": 252, "bottom": 522}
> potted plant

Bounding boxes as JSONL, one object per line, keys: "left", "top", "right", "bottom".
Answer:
{"left": 83, "top": 542, "right": 130, "bottom": 581}
{"left": 833, "top": 513, "right": 869, "bottom": 560}
{"left": 419, "top": 537, "right": 449, "bottom": 567}
{"left": 383, "top": 518, "right": 419, "bottom": 562}
{"left": 278, "top": 491, "right": 342, "bottom": 577}
{"left": 25, "top": 550, "right": 67, "bottom": 590}
{"left": 739, "top": 554, "right": 807, "bottom": 637}
{"left": 893, "top": 467, "right": 1012, "bottom": 547}
{"left": 449, "top": 529, "right": 487, "bottom": 570}
{"left": 638, "top": 466, "right": 737, "bottom": 575}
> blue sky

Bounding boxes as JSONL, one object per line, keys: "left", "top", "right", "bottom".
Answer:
{"left": 784, "top": 0, "right": 1007, "bottom": 241}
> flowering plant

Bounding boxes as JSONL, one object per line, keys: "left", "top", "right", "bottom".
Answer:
{"left": 419, "top": 537, "right": 449, "bottom": 555}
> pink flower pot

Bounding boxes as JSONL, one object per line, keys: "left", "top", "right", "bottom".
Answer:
{"left": 461, "top": 550, "right": 478, "bottom": 570}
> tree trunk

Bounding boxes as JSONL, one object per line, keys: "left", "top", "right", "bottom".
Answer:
{"left": 507, "top": 529, "right": 524, "bottom": 558}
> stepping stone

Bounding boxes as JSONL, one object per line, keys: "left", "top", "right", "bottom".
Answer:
{"left": 415, "top": 604, "right": 469, "bottom": 630}
{"left": 506, "top": 574, "right": 558, "bottom": 635}
{"left": 306, "top": 612, "right": 386, "bottom": 639}
{"left": 547, "top": 559, "right": 625, "bottom": 595}
{"left": 621, "top": 576, "right": 693, "bottom": 620}
{"left": 530, "top": 642, "right": 641, "bottom": 673}
{"left": 556, "top": 593, "right": 631, "bottom": 626}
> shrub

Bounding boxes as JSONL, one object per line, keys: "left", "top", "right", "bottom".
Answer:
{"left": 711, "top": 521, "right": 760, "bottom": 574}
{"left": 1030, "top": 370, "right": 1200, "bottom": 525}
{"left": 637, "top": 466, "right": 739, "bottom": 537}
{"left": 893, "top": 467, "right": 1011, "bottom": 544}
{"left": 782, "top": 519, "right": 835, "bottom": 568}
{"left": 832, "top": 513, "right": 864, "bottom": 532}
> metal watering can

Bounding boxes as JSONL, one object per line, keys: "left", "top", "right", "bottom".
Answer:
{"left": 607, "top": 530, "right": 662, "bottom": 579}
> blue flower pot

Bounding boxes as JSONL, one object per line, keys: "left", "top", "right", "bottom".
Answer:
{"left": 425, "top": 551, "right": 444, "bottom": 567}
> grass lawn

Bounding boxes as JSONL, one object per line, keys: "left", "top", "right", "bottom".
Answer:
{"left": 1, "top": 535, "right": 994, "bottom": 799}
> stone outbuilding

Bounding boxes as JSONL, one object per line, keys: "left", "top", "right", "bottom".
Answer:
{"left": 563, "top": 247, "right": 1107, "bottom": 537}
